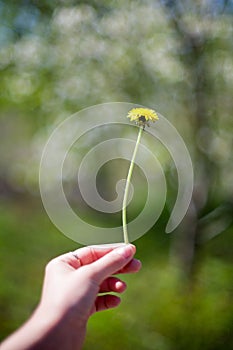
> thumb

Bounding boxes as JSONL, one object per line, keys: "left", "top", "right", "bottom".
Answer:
{"left": 87, "top": 244, "right": 136, "bottom": 283}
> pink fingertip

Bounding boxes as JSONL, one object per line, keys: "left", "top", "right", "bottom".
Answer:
{"left": 115, "top": 280, "right": 127, "bottom": 292}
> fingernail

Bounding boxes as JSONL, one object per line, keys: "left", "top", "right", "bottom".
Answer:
{"left": 116, "top": 244, "right": 135, "bottom": 258}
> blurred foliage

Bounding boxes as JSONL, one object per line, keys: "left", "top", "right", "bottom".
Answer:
{"left": 0, "top": 0, "right": 233, "bottom": 349}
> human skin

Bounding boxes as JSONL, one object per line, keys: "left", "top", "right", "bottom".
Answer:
{"left": 0, "top": 244, "right": 141, "bottom": 350}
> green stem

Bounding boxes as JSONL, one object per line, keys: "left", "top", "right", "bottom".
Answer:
{"left": 122, "top": 126, "right": 143, "bottom": 244}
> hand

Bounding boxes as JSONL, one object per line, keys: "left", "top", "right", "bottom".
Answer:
{"left": 40, "top": 244, "right": 141, "bottom": 320}
{"left": 0, "top": 244, "right": 141, "bottom": 350}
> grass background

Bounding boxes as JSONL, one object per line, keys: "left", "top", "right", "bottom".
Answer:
{"left": 1, "top": 197, "right": 232, "bottom": 349}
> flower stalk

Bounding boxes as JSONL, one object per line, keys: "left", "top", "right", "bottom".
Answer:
{"left": 122, "top": 126, "right": 143, "bottom": 244}
{"left": 122, "top": 107, "right": 159, "bottom": 244}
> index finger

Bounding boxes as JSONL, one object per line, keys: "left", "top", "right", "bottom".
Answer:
{"left": 56, "top": 243, "right": 129, "bottom": 269}
{"left": 73, "top": 243, "right": 129, "bottom": 265}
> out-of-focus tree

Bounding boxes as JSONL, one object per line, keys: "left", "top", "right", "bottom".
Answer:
{"left": 160, "top": 0, "right": 233, "bottom": 279}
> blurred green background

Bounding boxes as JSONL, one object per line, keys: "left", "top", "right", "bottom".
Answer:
{"left": 0, "top": 1, "right": 233, "bottom": 349}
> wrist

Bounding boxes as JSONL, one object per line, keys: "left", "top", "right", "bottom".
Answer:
{"left": 35, "top": 298, "right": 88, "bottom": 329}
{"left": 30, "top": 303, "right": 87, "bottom": 350}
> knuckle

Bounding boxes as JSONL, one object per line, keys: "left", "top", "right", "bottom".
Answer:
{"left": 45, "top": 258, "right": 57, "bottom": 273}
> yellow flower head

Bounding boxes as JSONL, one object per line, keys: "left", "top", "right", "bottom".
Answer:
{"left": 127, "top": 107, "right": 159, "bottom": 128}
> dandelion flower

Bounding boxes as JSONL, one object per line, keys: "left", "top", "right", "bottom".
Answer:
{"left": 127, "top": 107, "right": 159, "bottom": 128}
